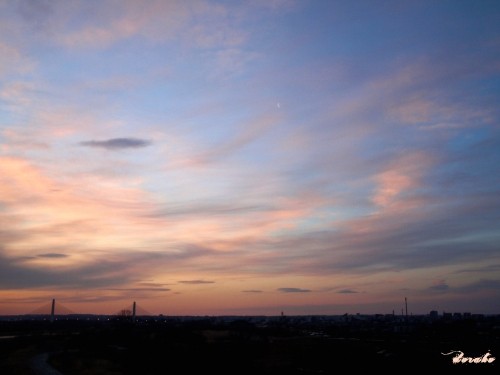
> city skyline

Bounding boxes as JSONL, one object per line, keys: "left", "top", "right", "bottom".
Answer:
{"left": 1, "top": 0, "right": 499, "bottom": 315}
{"left": 5, "top": 297, "right": 490, "bottom": 318}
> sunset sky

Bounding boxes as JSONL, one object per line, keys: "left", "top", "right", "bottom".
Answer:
{"left": 1, "top": 0, "right": 499, "bottom": 316}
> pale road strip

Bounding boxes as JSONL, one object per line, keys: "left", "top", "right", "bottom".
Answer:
{"left": 30, "top": 353, "right": 64, "bottom": 375}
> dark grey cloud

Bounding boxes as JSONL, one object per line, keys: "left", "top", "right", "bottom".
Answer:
{"left": 337, "top": 289, "right": 358, "bottom": 294}
{"left": 178, "top": 280, "right": 215, "bottom": 284}
{"left": 37, "top": 253, "right": 68, "bottom": 258}
{"left": 277, "top": 287, "right": 311, "bottom": 293}
{"left": 454, "top": 264, "right": 500, "bottom": 274}
{"left": 242, "top": 290, "right": 263, "bottom": 293}
{"left": 80, "top": 137, "right": 152, "bottom": 150}
{"left": 0, "top": 246, "right": 212, "bottom": 290}
{"left": 0, "top": 252, "right": 120, "bottom": 289}
{"left": 453, "top": 279, "right": 500, "bottom": 294}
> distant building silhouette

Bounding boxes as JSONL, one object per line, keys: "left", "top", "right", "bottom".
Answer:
{"left": 443, "top": 312, "right": 452, "bottom": 319}
{"left": 453, "top": 312, "right": 462, "bottom": 320}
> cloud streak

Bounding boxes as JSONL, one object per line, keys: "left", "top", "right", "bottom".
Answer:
{"left": 178, "top": 280, "right": 215, "bottom": 285}
{"left": 428, "top": 280, "right": 450, "bottom": 292}
{"left": 80, "top": 138, "right": 152, "bottom": 150}
{"left": 337, "top": 289, "right": 358, "bottom": 294}
{"left": 277, "top": 288, "right": 311, "bottom": 293}
{"left": 37, "top": 253, "right": 68, "bottom": 258}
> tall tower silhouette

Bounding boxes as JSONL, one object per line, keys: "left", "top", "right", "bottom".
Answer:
{"left": 133, "top": 301, "right": 136, "bottom": 321}
{"left": 50, "top": 299, "right": 55, "bottom": 322}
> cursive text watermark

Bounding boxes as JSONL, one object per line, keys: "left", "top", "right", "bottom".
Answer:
{"left": 441, "top": 350, "right": 495, "bottom": 364}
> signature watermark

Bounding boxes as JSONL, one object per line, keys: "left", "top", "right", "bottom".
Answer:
{"left": 441, "top": 350, "right": 496, "bottom": 364}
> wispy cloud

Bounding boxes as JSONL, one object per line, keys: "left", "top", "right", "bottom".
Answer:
{"left": 277, "top": 288, "right": 311, "bottom": 293}
{"left": 453, "top": 264, "right": 500, "bottom": 274}
{"left": 0, "top": 41, "right": 34, "bottom": 75}
{"left": 136, "top": 282, "right": 172, "bottom": 287}
{"left": 37, "top": 253, "right": 68, "bottom": 258}
{"left": 454, "top": 279, "right": 500, "bottom": 294}
{"left": 242, "top": 290, "right": 263, "bottom": 293}
{"left": 80, "top": 138, "right": 152, "bottom": 150}
{"left": 184, "top": 114, "right": 281, "bottom": 166}
{"left": 428, "top": 280, "right": 450, "bottom": 292}
{"left": 178, "top": 280, "right": 215, "bottom": 285}
{"left": 337, "top": 289, "right": 358, "bottom": 294}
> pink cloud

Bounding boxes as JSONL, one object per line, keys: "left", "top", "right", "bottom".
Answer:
{"left": 0, "top": 81, "right": 38, "bottom": 112}
{"left": 56, "top": 0, "right": 249, "bottom": 50}
{"left": 372, "top": 151, "right": 434, "bottom": 211}
{"left": 0, "top": 41, "right": 34, "bottom": 75}
{"left": 0, "top": 157, "right": 158, "bottom": 256}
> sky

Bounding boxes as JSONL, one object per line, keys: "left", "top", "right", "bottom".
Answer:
{"left": 1, "top": 0, "right": 499, "bottom": 316}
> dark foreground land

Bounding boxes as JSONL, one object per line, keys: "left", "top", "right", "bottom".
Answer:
{"left": 0, "top": 314, "right": 499, "bottom": 374}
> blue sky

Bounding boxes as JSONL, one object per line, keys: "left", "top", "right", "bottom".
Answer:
{"left": 0, "top": 0, "right": 499, "bottom": 315}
